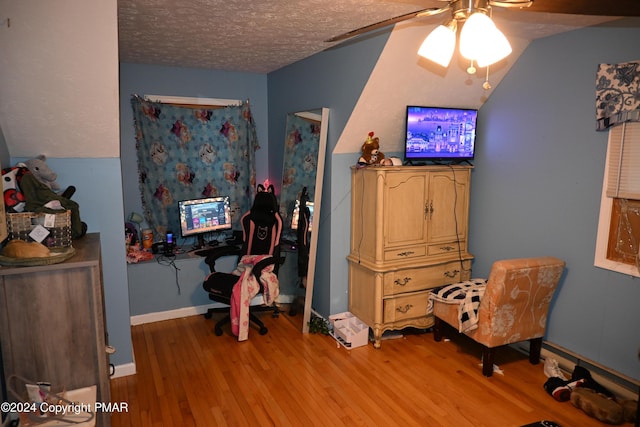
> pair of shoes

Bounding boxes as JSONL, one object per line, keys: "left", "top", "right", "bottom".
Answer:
{"left": 544, "top": 377, "right": 585, "bottom": 402}
{"left": 571, "top": 365, "right": 614, "bottom": 398}
{"left": 544, "top": 357, "right": 567, "bottom": 380}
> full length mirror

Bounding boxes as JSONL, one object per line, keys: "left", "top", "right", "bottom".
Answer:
{"left": 278, "top": 108, "right": 328, "bottom": 333}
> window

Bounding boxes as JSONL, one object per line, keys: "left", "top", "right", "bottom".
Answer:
{"left": 595, "top": 121, "right": 640, "bottom": 277}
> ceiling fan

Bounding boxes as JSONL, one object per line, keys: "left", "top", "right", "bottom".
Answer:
{"left": 326, "top": 0, "right": 640, "bottom": 88}
{"left": 326, "top": 0, "right": 640, "bottom": 44}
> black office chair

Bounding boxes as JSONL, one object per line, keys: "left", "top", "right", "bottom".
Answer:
{"left": 202, "top": 184, "right": 283, "bottom": 337}
{"left": 296, "top": 186, "right": 311, "bottom": 279}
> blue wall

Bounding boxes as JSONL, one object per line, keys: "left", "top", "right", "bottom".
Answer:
{"left": 268, "top": 26, "right": 640, "bottom": 380}
{"left": 268, "top": 31, "right": 391, "bottom": 316}
{"left": 117, "top": 26, "right": 640, "bottom": 380}
{"left": 470, "top": 27, "right": 640, "bottom": 379}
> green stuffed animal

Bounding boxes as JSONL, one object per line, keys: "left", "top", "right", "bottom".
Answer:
{"left": 18, "top": 155, "right": 86, "bottom": 239}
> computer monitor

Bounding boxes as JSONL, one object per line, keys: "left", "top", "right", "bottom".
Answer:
{"left": 178, "top": 195, "right": 232, "bottom": 248}
{"left": 290, "top": 199, "right": 314, "bottom": 233}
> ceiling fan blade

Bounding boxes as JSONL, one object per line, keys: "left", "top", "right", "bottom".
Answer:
{"left": 325, "top": 7, "right": 447, "bottom": 43}
{"left": 489, "top": 0, "right": 533, "bottom": 8}
{"left": 525, "top": 0, "right": 640, "bottom": 16}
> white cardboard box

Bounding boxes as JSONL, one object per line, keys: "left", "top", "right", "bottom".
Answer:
{"left": 329, "top": 312, "right": 369, "bottom": 349}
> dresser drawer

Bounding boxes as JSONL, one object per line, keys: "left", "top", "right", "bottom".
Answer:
{"left": 384, "top": 245, "right": 426, "bottom": 262}
{"left": 383, "top": 291, "right": 430, "bottom": 323}
{"left": 427, "top": 241, "right": 466, "bottom": 256}
{"left": 383, "top": 259, "right": 472, "bottom": 296}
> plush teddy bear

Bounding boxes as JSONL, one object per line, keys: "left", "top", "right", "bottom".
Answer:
{"left": 358, "top": 131, "right": 385, "bottom": 166}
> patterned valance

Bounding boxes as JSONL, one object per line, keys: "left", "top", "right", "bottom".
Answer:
{"left": 595, "top": 60, "right": 640, "bottom": 131}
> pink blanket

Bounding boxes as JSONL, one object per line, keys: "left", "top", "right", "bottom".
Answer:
{"left": 230, "top": 254, "right": 279, "bottom": 341}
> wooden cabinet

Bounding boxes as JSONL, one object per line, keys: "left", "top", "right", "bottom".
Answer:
{"left": 348, "top": 166, "right": 473, "bottom": 348}
{"left": 0, "top": 233, "right": 111, "bottom": 426}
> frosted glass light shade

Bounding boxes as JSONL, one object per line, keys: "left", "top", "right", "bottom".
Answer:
{"left": 418, "top": 23, "right": 457, "bottom": 67}
{"left": 476, "top": 26, "right": 511, "bottom": 67}
{"left": 459, "top": 12, "right": 511, "bottom": 67}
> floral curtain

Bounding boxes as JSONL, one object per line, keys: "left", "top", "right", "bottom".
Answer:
{"left": 595, "top": 60, "right": 640, "bottom": 131}
{"left": 131, "top": 95, "right": 258, "bottom": 243}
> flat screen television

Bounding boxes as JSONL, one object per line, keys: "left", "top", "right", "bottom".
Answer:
{"left": 178, "top": 195, "right": 232, "bottom": 248}
{"left": 404, "top": 106, "right": 478, "bottom": 164}
{"left": 290, "top": 199, "right": 314, "bottom": 233}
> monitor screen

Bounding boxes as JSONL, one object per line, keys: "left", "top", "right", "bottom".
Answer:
{"left": 404, "top": 106, "right": 478, "bottom": 163}
{"left": 290, "top": 199, "right": 314, "bottom": 232}
{"left": 178, "top": 196, "right": 232, "bottom": 240}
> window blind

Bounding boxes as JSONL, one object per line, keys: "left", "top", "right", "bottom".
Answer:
{"left": 606, "top": 121, "right": 640, "bottom": 199}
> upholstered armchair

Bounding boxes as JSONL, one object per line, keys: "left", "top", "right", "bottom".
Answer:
{"left": 431, "top": 257, "right": 566, "bottom": 377}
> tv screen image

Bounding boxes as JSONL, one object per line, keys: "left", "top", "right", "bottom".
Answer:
{"left": 178, "top": 196, "right": 232, "bottom": 248}
{"left": 404, "top": 106, "right": 478, "bottom": 163}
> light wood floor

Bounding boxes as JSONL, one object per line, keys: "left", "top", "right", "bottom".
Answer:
{"left": 110, "top": 311, "right": 609, "bottom": 427}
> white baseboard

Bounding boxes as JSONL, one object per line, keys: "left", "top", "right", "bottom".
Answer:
{"left": 129, "top": 295, "right": 296, "bottom": 326}
{"left": 130, "top": 303, "right": 221, "bottom": 325}
{"left": 111, "top": 362, "right": 136, "bottom": 379}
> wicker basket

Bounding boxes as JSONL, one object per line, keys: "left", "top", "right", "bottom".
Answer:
{"left": 7, "top": 210, "right": 72, "bottom": 248}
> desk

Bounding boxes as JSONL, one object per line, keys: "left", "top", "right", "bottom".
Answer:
{"left": 190, "top": 243, "right": 242, "bottom": 259}
{"left": 128, "top": 243, "right": 301, "bottom": 320}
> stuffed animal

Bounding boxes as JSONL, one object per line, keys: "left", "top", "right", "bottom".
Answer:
{"left": 1, "top": 156, "right": 86, "bottom": 239}
{"left": 1, "top": 166, "right": 29, "bottom": 212}
{"left": 22, "top": 154, "right": 61, "bottom": 191}
{"left": 17, "top": 172, "right": 86, "bottom": 239}
{"left": 2, "top": 155, "right": 76, "bottom": 212}
{"left": 358, "top": 131, "right": 385, "bottom": 166}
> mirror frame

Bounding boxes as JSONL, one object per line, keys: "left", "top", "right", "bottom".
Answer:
{"left": 301, "top": 107, "right": 328, "bottom": 333}
{"left": 278, "top": 107, "right": 328, "bottom": 333}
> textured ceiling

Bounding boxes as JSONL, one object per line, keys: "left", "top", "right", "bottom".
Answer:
{"left": 117, "top": 0, "right": 631, "bottom": 74}
{"left": 118, "top": 0, "right": 426, "bottom": 73}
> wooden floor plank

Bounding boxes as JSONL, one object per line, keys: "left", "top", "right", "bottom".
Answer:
{"left": 110, "top": 312, "right": 613, "bottom": 427}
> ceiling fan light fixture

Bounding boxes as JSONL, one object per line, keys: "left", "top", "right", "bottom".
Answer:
{"left": 476, "top": 26, "right": 512, "bottom": 67}
{"left": 459, "top": 12, "right": 494, "bottom": 59}
{"left": 459, "top": 11, "right": 511, "bottom": 67}
{"left": 418, "top": 20, "right": 457, "bottom": 67}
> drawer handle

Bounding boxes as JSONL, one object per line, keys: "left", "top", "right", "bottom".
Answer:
{"left": 396, "top": 304, "right": 413, "bottom": 314}
{"left": 440, "top": 246, "right": 456, "bottom": 251}
{"left": 394, "top": 277, "right": 412, "bottom": 287}
{"left": 397, "top": 251, "right": 415, "bottom": 257}
{"left": 444, "top": 269, "right": 460, "bottom": 278}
